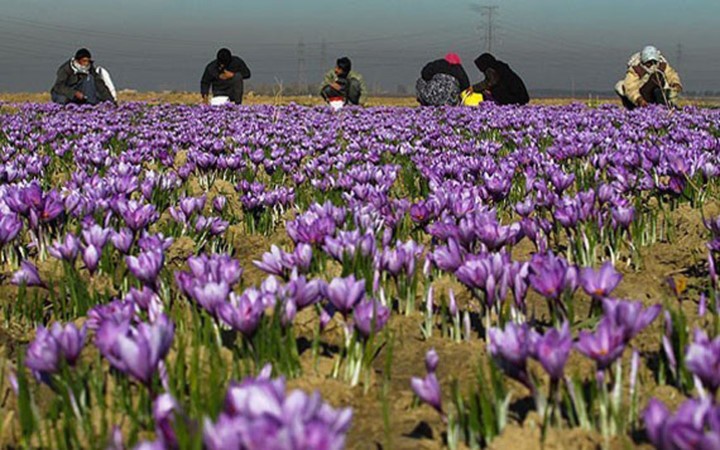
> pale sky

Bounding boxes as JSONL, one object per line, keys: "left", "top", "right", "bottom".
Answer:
{"left": 1, "top": 0, "right": 719, "bottom": 94}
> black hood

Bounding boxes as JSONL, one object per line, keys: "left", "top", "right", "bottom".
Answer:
{"left": 475, "top": 53, "right": 497, "bottom": 72}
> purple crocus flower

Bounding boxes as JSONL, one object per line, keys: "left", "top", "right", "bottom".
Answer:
{"left": 217, "top": 289, "right": 265, "bottom": 336}
{"left": 100, "top": 314, "right": 175, "bottom": 386}
{"left": 324, "top": 275, "right": 365, "bottom": 316}
{"left": 410, "top": 372, "right": 443, "bottom": 414}
{"left": 212, "top": 195, "right": 226, "bottom": 213}
{"left": 0, "top": 213, "right": 22, "bottom": 246}
{"left": 115, "top": 199, "right": 159, "bottom": 232}
{"left": 528, "top": 252, "right": 577, "bottom": 301}
{"left": 430, "top": 238, "right": 465, "bottom": 272}
{"left": 153, "top": 392, "right": 179, "bottom": 448}
{"left": 611, "top": 204, "right": 635, "bottom": 229}
{"left": 25, "top": 326, "right": 60, "bottom": 375}
{"left": 111, "top": 228, "right": 134, "bottom": 254}
{"left": 643, "top": 397, "right": 720, "bottom": 450}
{"left": 192, "top": 281, "right": 231, "bottom": 316}
{"left": 126, "top": 249, "right": 165, "bottom": 287}
{"left": 425, "top": 348, "right": 439, "bottom": 373}
{"left": 82, "top": 245, "right": 102, "bottom": 274}
{"left": 87, "top": 299, "right": 135, "bottom": 330}
{"left": 49, "top": 322, "right": 87, "bottom": 366}
{"left": 575, "top": 318, "right": 626, "bottom": 371}
{"left": 602, "top": 298, "right": 661, "bottom": 342}
{"left": 488, "top": 322, "right": 532, "bottom": 387}
{"left": 353, "top": 298, "right": 390, "bottom": 338}
{"left": 49, "top": 233, "right": 80, "bottom": 262}
{"left": 11, "top": 261, "right": 45, "bottom": 288}
{"left": 579, "top": 261, "right": 622, "bottom": 299}
{"left": 529, "top": 322, "right": 572, "bottom": 380}
{"left": 685, "top": 329, "right": 720, "bottom": 394}
{"left": 82, "top": 224, "right": 112, "bottom": 249}
{"left": 253, "top": 245, "right": 289, "bottom": 277}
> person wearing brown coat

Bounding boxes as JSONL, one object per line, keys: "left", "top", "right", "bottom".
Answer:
{"left": 615, "top": 45, "right": 682, "bottom": 110}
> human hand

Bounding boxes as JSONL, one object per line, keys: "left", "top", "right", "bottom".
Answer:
{"left": 218, "top": 70, "right": 235, "bottom": 80}
{"left": 202, "top": 95, "right": 209, "bottom": 105}
{"left": 74, "top": 91, "right": 85, "bottom": 101}
{"left": 637, "top": 98, "right": 648, "bottom": 107}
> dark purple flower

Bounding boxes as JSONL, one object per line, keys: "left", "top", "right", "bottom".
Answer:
{"left": 579, "top": 262, "right": 622, "bottom": 299}
{"left": 353, "top": 299, "right": 390, "bottom": 338}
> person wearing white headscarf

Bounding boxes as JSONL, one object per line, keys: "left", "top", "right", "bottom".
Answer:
{"left": 51, "top": 48, "right": 117, "bottom": 105}
{"left": 615, "top": 45, "right": 682, "bottom": 110}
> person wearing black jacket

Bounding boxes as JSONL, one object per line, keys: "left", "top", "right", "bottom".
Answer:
{"left": 51, "top": 48, "right": 116, "bottom": 105}
{"left": 416, "top": 53, "right": 470, "bottom": 106}
{"left": 201, "top": 48, "right": 251, "bottom": 105}
{"left": 472, "top": 53, "right": 529, "bottom": 106}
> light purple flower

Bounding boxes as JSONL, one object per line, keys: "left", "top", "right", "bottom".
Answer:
{"left": 353, "top": 299, "right": 390, "bottom": 338}
{"left": 579, "top": 261, "right": 622, "bottom": 299}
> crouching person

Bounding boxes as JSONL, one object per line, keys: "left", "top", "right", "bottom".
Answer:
{"left": 51, "top": 48, "right": 117, "bottom": 106}
{"left": 320, "top": 57, "right": 367, "bottom": 109}
{"left": 615, "top": 45, "right": 682, "bottom": 110}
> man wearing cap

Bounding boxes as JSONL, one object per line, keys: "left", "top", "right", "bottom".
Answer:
{"left": 201, "top": 48, "right": 252, "bottom": 105}
{"left": 615, "top": 45, "right": 682, "bottom": 110}
{"left": 51, "top": 48, "right": 117, "bottom": 105}
{"left": 320, "top": 57, "right": 367, "bottom": 107}
{"left": 416, "top": 53, "right": 470, "bottom": 106}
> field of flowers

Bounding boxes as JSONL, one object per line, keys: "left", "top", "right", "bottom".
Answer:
{"left": 0, "top": 101, "right": 719, "bottom": 449}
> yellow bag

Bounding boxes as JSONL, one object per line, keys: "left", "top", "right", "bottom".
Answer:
{"left": 461, "top": 89, "right": 484, "bottom": 106}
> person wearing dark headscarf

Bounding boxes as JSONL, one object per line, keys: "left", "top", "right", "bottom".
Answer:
{"left": 51, "top": 48, "right": 117, "bottom": 105}
{"left": 201, "top": 48, "right": 251, "bottom": 105}
{"left": 416, "top": 53, "right": 470, "bottom": 106}
{"left": 472, "top": 53, "right": 529, "bottom": 106}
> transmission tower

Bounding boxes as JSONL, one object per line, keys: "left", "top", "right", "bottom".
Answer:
{"left": 479, "top": 5, "right": 499, "bottom": 53}
{"left": 320, "top": 38, "right": 327, "bottom": 72}
{"left": 675, "top": 42, "right": 683, "bottom": 69}
{"left": 297, "top": 38, "right": 307, "bottom": 94}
